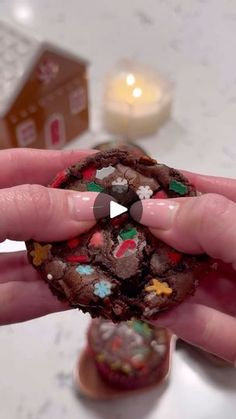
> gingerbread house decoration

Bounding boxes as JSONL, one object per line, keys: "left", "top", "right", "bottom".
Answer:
{"left": 0, "top": 20, "right": 89, "bottom": 149}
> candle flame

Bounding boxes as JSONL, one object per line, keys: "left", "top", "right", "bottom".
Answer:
{"left": 132, "top": 87, "right": 142, "bottom": 98}
{"left": 126, "top": 73, "right": 135, "bottom": 86}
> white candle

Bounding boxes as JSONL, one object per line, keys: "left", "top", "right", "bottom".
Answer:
{"left": 103, "top": 63, "right": 172, "bottom": 139}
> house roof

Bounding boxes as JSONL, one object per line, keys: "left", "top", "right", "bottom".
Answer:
{"left": 0, "top": 20, "right": 41, "bottom": 117}
{"left": 0, "top": 20, "right": 88, "bottom": 118}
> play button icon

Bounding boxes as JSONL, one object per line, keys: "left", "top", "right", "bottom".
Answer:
{"left": 110, "top": 201, "right": 127, "bottom": 219}
{"left": 93, "top": 186, "right": 143, "bottom": 222}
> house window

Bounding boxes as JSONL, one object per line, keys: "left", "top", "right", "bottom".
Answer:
{"left": 69, "top": 86, "right": 87, "bottom": 115}
{"left": 45, "top": 114, "right": 66, "bottom": 149}
{"left": 16, "top": 119, "right": 36, "bottom": 147}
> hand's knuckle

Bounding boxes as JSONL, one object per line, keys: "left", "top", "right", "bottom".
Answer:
{"left": 27, "top": 184, "right": 54, "bottom": 223}
{"left": 195, "top": 193, "right": 230, "bottom": 230}
{"left": 27, "top": 183, "right": 48, "bottom": 205}
{"left": 15, "top": 184, "right": 53, "bottom": 227}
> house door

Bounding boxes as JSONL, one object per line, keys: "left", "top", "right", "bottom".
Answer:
{"left": 45, "top": 114, "right": 66, "bottom": 149}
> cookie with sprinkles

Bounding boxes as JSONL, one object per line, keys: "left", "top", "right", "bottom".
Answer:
{"left": 26, "top": 149, "right": 207, "bottom": 321}
{"left": 87, "top": 318, "right": 172, "bottom": 390}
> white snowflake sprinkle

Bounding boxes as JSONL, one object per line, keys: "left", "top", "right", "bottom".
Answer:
{"left": 111, "top": 177, "right": 128, "bottom": 193}
{"left": 47, "top": 273, "right": 53, "bottom": 280}
{"left": 151, "top": 341, "right": 166, "bottom": 356}
{"left": 99, "top": 322, "right": 116, "bottom": 340}
{"left": 136, "top": 185, "right": 153, "bottom": 199}
{"left": 112, "top": 177, "right": 128, "bottom": 186}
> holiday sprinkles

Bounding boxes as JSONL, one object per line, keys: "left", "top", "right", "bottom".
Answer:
{"left": 145, "top": 279, "right": 173, "bottom": 297}
{"left": 94, "top": 280, "right": 112, "bottom": 298}
{"left": 26, "top": 149, "right": 205, "bottom": 322}
{"left": 88, "top": 318, "right": 171, "bottom": 390}
{"left": 30, "top": 242, "right": 52, "bottom": 266}
{"left": 76, "top": 265, "right": 94, "bottom": 276}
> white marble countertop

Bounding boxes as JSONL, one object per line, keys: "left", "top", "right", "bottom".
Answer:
{"left": 0, "top": 1, "right": 236, "bottom": 418}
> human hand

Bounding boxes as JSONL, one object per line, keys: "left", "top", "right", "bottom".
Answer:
{"left": 132, "top": 172, "right": 236, "bottom": 363}
{"left": 0, "top": 148, "right": 99, "bottom": 325}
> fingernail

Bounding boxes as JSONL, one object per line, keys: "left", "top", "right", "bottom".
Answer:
{"left": 68, "top": 192, "right": 113, "bottom": 221}
{"left": 130, "top": 199, "right": 179, "bottom": 230}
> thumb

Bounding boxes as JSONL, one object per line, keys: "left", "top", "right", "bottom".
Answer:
{"left": 0, "top": 185, "right": 110, "bottom": 242}
{"left": 131, "top": 193, "right": 236, "bottom": 266}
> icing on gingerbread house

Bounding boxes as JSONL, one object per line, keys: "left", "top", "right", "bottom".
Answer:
{"left": 0, "top": 20, "right": 89, "bottom": 149}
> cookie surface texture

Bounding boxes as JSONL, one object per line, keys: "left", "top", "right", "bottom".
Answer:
{"left": 26, "top": 150, "right": 202, "bottom": 321}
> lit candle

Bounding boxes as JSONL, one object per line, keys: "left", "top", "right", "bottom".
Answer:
{"left": 103, "top": 62, "right": 172, "bottom": 139}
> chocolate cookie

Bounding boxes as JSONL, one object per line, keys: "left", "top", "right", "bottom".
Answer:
{"left": 87, "top": 319, "right": 171, "bottom": 389}
{"left": 26, "top": 150, "right": 204, "bottom": 321}
{"left": 93, "top": 139, "right": 147, "bottom": 158}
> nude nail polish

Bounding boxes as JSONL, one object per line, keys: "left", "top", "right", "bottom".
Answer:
{"left": 69, "top": 192, "right": 98, "bottom": 221}
{"left": 131, "top": 199, "right": 179, "bottom": 229}
{"left": 69, "top": 192, "right": 113, "bottom": 221}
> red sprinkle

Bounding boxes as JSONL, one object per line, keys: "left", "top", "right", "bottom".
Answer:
{"left": 111, "top": 336, "right": 122, "bottom": 351}
{"left": 89, "top": 231, "right": 104, "bottom": 247}
{"left": 82, "top": 166, "right": 96, "bottom": 181}
{"left": 67, "top": 238, "right": 80, "bottom": 249}
{"left": 66, "top": 255, "right": 89, "bottom": 263}
{"left": 153, "top": 190, "right": 168, "bottom": 199}
{"left": 50, "top": 170, "right": 68, "bottom": 188}
{"left": 115, "top": 239, "right": 136, "bottom": 258}
{"left": 131, "top": 359, "right": 146, "bottom": 370}
{"left": 111, "top": 213, "right": 129, "bottom": 227}
{"left": 168, "top": 251, "right": 182, "bottom": 263}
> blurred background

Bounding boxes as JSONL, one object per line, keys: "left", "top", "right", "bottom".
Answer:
{"left": 0, "top": 1, "right": 236, "bottom": 418}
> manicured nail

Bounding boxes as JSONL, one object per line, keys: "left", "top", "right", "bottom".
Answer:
{"left": 69, "top": 192, "right": 98, "bottom": 221}
{"left": 69, "top": 192, "right": 113, "bottom": 221}
{"left": 130, "top": 199, "right": 179, "bottom": 229}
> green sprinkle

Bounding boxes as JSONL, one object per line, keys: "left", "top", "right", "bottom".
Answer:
{"left": 119, "top": 228, "right": 137, "bottom": 240}
{"left": 87, "top": 182, "right": 104, "bottom": 192}
{"left": 132, "top": 320, "right": 152, "bottom": 338}
{"left": 169, "top": 180, "right": 188, "bottom": 195}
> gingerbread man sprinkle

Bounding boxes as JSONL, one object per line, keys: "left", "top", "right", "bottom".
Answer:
{"left": 145, "top": 279, "right": 173, "bottom": 296}
{"left": 30, "top": 242, "right": 52, "bottom": 266}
